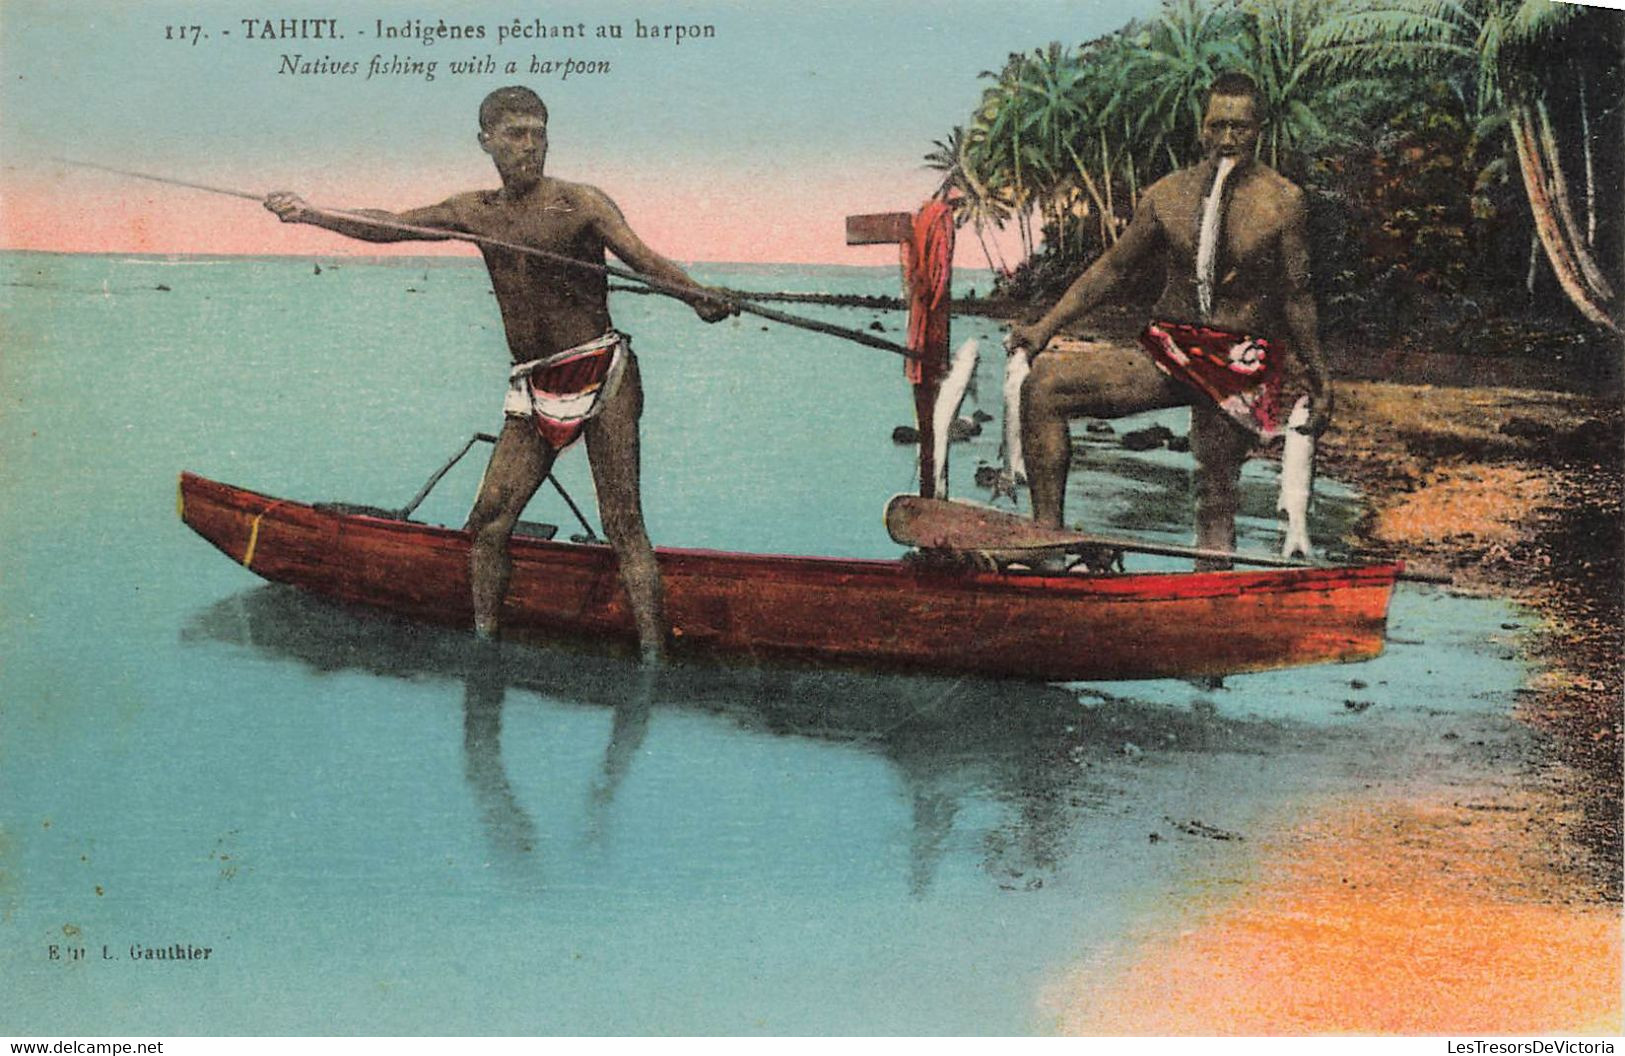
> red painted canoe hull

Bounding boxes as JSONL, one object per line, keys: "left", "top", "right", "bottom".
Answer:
{"left": 178, "top": 472, "right": 1400, "bottom": 681}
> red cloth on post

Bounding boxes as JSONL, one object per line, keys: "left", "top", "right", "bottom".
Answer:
{"left": 900, "top": 200, "right": 955, "bottom": 385}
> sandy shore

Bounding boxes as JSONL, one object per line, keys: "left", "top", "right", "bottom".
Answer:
{"left": 1047, "top": 785, "right": 1622, "bottom": 1034}
{"left": 1319, "top": 379, "right": 1622, "bottom": 904}
{"left": 1148, "top": 375, "right": 1620, "bottom": 1033}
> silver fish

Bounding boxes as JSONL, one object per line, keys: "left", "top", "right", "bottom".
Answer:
{"left": 1196, "top": 156, "right": 1237, "bottom": 322}
{"left": 930, "top": 338, "right": 980, "bottom": 497}
{"left": 1278, "top": 395, "right": 1315, "bottom": 559}
{"left": 999, "top": 337, "right": 1031, "bottom": 499}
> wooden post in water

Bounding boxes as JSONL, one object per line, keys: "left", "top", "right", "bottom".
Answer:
{"left": 847, "top": 207, "right": 953, "bottom": 498}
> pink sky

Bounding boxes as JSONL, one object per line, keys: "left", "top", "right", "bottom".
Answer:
{"left": 4, "top": 165, "right": 1017, "bottom": 271}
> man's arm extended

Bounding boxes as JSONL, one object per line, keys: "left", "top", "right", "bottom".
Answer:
{"left": 1007, "top": 194, "right": 1165, "bottom": 354}
{"left": 264, "top": 192, "right": 467, "bottom": 242}
{"left": 1280, "top": 187, "right": 1333, "bottom": 436}
{"left": 584, "top": 188, "right": 733, "bottom": 322}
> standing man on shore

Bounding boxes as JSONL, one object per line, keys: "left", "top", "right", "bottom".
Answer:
{"left": 266, "top": 86, "right": 732, "bottom": 661}
{"left": 1006, "top": 73, "right": 1332, "bottom": 565}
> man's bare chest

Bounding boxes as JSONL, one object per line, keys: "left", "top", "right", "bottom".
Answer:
{"left": 1161, "top": 187, "right": 1285, "bottom": 267}
{"left": 470, "top": 195, "right": 597, "bottom": 253}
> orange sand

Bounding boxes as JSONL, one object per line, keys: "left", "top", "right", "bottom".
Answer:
{"left": 1374, "top": 465, "right": 1551, "bottom": 547}
{"left": 1048, "top": 793, "right": 1623, "bottom": 1035}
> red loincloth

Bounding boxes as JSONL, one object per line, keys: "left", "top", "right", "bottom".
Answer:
{"left": 503, "top": 331, "right": 629, "bottom": 451}
{"left": 1138, "top": 321, "right": 1285, "bottom": 438}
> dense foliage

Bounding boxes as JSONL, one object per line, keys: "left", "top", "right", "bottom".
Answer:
{"left": 926, "top": 0, "right": 1624, "bottom": 341}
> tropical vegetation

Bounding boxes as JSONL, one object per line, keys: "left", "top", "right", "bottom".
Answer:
{"left": 925, "top": 0, "right": 1622, "bottom": 338}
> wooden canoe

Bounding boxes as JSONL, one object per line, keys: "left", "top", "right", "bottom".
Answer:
{"left": 178, "top": 471, "right": 1402, "bottom": 682}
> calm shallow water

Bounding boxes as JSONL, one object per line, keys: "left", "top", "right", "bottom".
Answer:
{"left": 1, "top": 253, "right": 1529, "bottom": 1034}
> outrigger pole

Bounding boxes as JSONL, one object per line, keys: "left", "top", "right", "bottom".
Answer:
{"left": 401, "top": 432, "right": 600, "bottom": 541}
{"left": 56, "top": 158, "right": 920, "bottom": 361}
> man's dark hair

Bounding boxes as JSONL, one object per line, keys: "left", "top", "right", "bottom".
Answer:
{"left": 1206, "top": 72, "right": 1261, "bottom": 107}
{"left": 479, "top": 86, "right": 548, "bottom": 130}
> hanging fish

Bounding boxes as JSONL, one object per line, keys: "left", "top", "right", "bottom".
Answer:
{"left": 930, "top": 338, "right": 980, "bottom": 498}
{"left": 998, "top": 337, "right": 1031, "bottom": 499}
{"left": 1196, "top": 156, "right": 1237, "bottom": 323}
{"left": 1278, "top": 395, "right": 1315, "bottom": 559}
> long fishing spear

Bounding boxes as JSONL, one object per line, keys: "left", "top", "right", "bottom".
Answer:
{"left": 58, "top": 158, "right": 920, "bottom": 360}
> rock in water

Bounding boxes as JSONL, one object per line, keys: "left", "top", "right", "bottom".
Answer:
{"left": 1120, "top": 425, "right": 1174, "bottom": 451}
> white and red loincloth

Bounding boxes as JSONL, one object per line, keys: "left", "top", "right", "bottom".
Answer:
{"left": 1138, "top": 321, "right": 1285, "bottom": 438}
{"left": 503, "top": 330, "right": 629, "bottom": 450}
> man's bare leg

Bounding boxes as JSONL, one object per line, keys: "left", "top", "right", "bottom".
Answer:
{"left": 584, "top": 356, "right": 666, "bottom": 665}
{"left": 1019, "top": 353, "right": 1078, "bottom": 529}
{"left": 1020, "top": 342, "right": 1186, "bottom": 527}
{"left": 1189, "top": 400, "right": 1253, "bottom": 570}
{"left": 465, "top": 418, "right": 557, "bottom": 637}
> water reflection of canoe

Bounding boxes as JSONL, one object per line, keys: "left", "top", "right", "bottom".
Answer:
{"left": 183, "top": 583, "right": 1311, "bottom": 894}
{"left": 178, "top": 471, "right": 1400, "bottom": 681}
{"left": 181, "top": 584, "right": 1088, "bottom": 742}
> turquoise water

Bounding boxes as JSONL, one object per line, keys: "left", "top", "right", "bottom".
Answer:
{"left": 1, "top": 252, "right": 1530, "bottom": 1035}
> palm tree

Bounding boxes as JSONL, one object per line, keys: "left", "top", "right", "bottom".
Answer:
{"left": 924, "top": 126, "right": 1012, "bottom": 274}
{"left": 1243, "top": 0, "right": 1339, "bottom": 169}
{"left": 1134, "top": 0, "right": 1251, "bottom": 171}
{"left": 923, "top": 130, "right": 963, "bottom": 201}
{"left": 1069, "top": 32, "right": 1147, "bottom": 246}
{"left": 1310, "top": 0, "right": 1618, "bottom": 331}
{"left": 1013, "top": 43, "right": 1088, "bottom": 254}
{"left": 969, "top": 54, "right": 1042, "bottom": 259}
